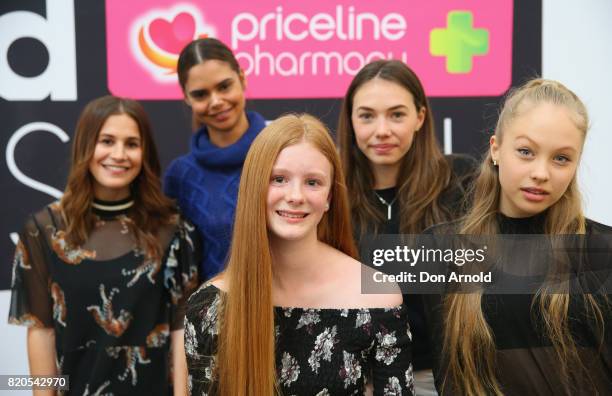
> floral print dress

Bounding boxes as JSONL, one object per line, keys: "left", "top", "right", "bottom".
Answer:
{"left": 184, "top": 284, "right": 414, "bottom": 395}
{"left": 8, "top": 201, "right": 201, "bottom": 395}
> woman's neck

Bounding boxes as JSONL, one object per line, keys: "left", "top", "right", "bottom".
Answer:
{"left": 370, "top": 163, "right": 399, "bottom": 189}
{"left": 270, "top": 235, "right": 328, "bottom": 291}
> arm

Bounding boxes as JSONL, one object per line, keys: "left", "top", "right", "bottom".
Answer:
{"left": 166, "top": 218, "right": 202, "bottom": 395}
{"left": 171, "top": 329, "right": 188, "bottom": 396}
{"left": 364, "top": 382, "right": 373, "bottom": 396}
{"left": 9, "top": 215, "right": 57, "bottom": 395}
{"left": 27, "top": 327, "right": 57, "bottom": 396}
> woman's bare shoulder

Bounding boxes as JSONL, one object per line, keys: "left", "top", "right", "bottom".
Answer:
{"left": 210, "top": 275, "right": 228, "bottom": 292}
{"left": 328, "top": 248, "right": 403, "bottom": 308}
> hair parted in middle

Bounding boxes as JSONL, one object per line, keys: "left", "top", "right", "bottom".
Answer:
{"left": 177, "top": 37, "right": 244, "bottom": 130}
{"left": 337, "top": 59, "right": 452, "bottom": 236}
{"left": 60, "top": 95, "right": 175, "bottom": 261}
{"left": 214, "top": 113, "right": 357, "bottom": 395}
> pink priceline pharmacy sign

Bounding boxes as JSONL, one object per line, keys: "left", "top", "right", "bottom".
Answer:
{"left": 106, "top": 0, "right": 513, "bottom": 99}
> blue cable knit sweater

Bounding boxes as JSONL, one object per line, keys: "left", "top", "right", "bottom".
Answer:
{"left": 164, "top": 111, "right": 266, "bottom": 281}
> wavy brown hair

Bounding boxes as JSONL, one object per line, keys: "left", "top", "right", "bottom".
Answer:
{"left": 60, "top": 95, "right": 176, "bottom": 260}
{"left": 442, "top": 79, "right": 606, "bottom": 395}
{"left": 214, "top": 114, "right": 357, "bottom": 395}
{"left": 337, "top": 60, "right": 453, "bottom": 236}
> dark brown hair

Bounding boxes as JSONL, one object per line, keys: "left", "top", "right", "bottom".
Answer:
{"left": 177, "top": 38, "right": 242, "bottom": 130}
{"left": 60, "top": 95, "right": 176, "bottom": 260}
{"left": 337, "top": 59, "right": 452, "bottom": 235}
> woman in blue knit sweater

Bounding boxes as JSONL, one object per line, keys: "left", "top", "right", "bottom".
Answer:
{"left": 164, "top": 38, "right": 266, "bottom": 281}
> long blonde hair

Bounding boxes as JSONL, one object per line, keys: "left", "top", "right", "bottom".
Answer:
{"left": 442, "top": 79, "right": 605, "bottom": 395}
{"left": 215, "top": 114, "right": 357, "bottom": 395}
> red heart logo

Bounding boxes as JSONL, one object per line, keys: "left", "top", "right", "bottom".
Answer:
{"left": 148, "top": 12, "right": 196, "bottom": 54}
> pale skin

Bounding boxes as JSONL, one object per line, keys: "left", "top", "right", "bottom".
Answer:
{"left": 213, "top": 218, "right": 393, "bottom": 396}
{"left": 27, "top": 327, "right": 57, "bottom": 396}
{"left": 214, "top": 143, "right": 401, "bottom": 307}
{"left": 490, "top": 102, "right": 583, "bottom": 218}
{"left": 171, "top": 330, "right": 189, "bottom": 396}
{"left": 351, "top": 78, "right": 426, "bottom": 189}
{"left": 213, "top": 143, "right": 401, "bottom": 394}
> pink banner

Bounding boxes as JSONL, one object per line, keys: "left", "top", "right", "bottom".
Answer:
{"left": 106, "top": 0, "right": 513, "bottom": 99}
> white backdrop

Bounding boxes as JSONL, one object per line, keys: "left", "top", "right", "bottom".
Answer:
{"left": 1, "top": 0, "right": 611, "bottom": 388}
{"left": 543, "top": 0, "right": 612, "bottom": 227}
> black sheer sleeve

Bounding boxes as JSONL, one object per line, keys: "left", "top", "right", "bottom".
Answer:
{"left": 8, "top": 212, "right": 53, "bottom": 328}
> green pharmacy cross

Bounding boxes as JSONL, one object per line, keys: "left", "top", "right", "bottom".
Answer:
{"left": 430, "top": 11, "right": 489, "bottom": 74}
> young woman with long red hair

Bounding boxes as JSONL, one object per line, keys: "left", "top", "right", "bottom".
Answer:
{"left": 428, "top": 79, "right": 612, "bottom": 395}
{"left": 184, "top": 114, "right": 414, "bottom": 395}
{"left": 8, "top": 96, "right": 200, "bottom": 395}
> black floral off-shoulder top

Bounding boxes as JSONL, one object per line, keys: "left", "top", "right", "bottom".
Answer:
{"left": 8, "top": 201, "right": 201, "bottom": 395}
{"left": 184, "top": 283, "right": 414, "bottom": 395}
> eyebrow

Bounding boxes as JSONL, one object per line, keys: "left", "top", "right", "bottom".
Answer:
{"left": 355, "top": 104, "right": 408, "bottom": 112}
{"left": 188, "top": 88, "right": 207, "bottom": 96}
{"left": 188, "top": 78, "right": 234, "bottom": 97}
{"left": 98, "top": 133, "right": 140, "bottom": 140}
{"left": 514, "top": 135, "right": 578, "bottom": 153}
{"left": 216, "top": 78, "right": 233, "bottom": 88}
{"left": 271, "top": 167, "right": 329, "bottom": 177}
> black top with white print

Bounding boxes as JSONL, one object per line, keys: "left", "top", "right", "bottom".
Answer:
{"left": 8, "top": 201, "right": 201, "bottom": 395}
{"left": 185, "top": 283, "right": 414, "bottom": 395}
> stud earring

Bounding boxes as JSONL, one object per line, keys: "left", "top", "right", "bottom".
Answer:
{"left": 493, "top": 159, "right": 498, "bottom": 166}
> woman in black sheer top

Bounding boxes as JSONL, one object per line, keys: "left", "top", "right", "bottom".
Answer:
{"left": 8, "top": 96, "right": 201, "bottom": 395}
{"left": 427, "top": 79, "right": 611, "bottom": 395}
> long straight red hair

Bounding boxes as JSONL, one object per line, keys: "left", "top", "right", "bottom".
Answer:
{"left": 215, "top": 114, "right": 357, "bottom": 395}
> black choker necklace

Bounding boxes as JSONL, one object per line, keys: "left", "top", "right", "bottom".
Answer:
{"left": 92, "top": 197, "right": 134, "bottom": 217}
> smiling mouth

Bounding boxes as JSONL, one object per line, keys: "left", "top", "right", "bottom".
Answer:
{"left": 277, "top": 210, "right": 307, "bottom": 219}
{"left": 209, "top": 108, "right": 233, "bottom": 118}
{"left": 102, "top": 164, "right": 129, "bottom": 171}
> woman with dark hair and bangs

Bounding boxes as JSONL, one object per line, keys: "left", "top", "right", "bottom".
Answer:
{"left": 8, "top": 96, "right": 201, "bottom": 395}
{"left": 337, "top": 59, "right": 477, "bottom": 394}
{"left": 184, "top": 114, "right": 414, "bottom": 395}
